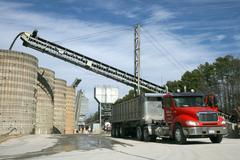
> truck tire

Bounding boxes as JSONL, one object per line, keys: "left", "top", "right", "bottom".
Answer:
{"left": 119, "top": 126, "right": 125, "bottom": 138}
{"left": 143, "top": 128, "right": 156, "bottom": 142}
{"left": 136, "top": 127, "right": 143, "bottom": 141}
{"left": 115, "top": 126, "right": 120, "bottom": 138}
{"left": 111, "top": 127, "right": 116, "bottom": 137}
{"left": 174, "top": 124, "right": 186, "bottom": 144}
{"left": 209, "top": 135, "right": 223, "bottom": 143}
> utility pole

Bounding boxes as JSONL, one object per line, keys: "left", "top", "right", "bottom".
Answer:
{"left": 134, "top": 24, "right": 141, "bottom": 95}
{"left": 99, "top": 102, "right": 102, "bottom": 131}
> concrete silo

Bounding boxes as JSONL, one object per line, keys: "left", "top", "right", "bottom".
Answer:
{"left": 53, "top": 78, "right": 66, "bottom": 134}
{"left": 0, "top": 49, "right": 38, "bottom": 135}
{"left": 35, "top": 67, "right": 55, "bottom": 134}
{"left": 65, "top": 86, "right": 76, "bottom": 134}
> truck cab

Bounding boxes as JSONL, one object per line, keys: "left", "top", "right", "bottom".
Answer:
{"left": 162, "top": 92, "right": 227, "bottom": 144}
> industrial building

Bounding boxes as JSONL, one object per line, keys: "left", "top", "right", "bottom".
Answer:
{"left": 94, "top": 86, "right": 119, "bottom": 125}
{"left": 0, "top": 49, "right": 77, "bottom": 135}
{"left": 75, "top": 90, "right": 89, "bottom": 131}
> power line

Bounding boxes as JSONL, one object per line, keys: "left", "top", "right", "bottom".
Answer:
{"left": 141, "top": 27, "right": 191, "bottom": 72}
{"left": 141, "top": 31, "right": 184, "bottom": 72}
{"left": 50, "top": 23, "right": 190, "bottom": 73}
{"left": 54, "top": 26, "right": 132, "bottom": 44}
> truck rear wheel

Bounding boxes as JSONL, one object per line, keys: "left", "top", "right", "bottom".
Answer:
{"left": 209, "top": 135, "right": 223, "bottom": 143}
{"left": 115, "top": 126, "right": 120, "bottom": 138}
{"left": 174, "top": 125, "right": 186, "bottom": 144}
{"left": 119, "top": 126, "right": 125, "bottom": 138}
{"left": 136, "top": 127, "right": 143, "bottom": 141}
{"left": 111, "top": 127, "right": 116, "bottom": 137}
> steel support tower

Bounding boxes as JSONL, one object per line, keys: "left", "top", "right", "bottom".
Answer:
{"left": 134, "top": 24, "right": 141, "bottom": 95}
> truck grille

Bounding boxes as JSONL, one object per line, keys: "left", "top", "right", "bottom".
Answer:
{"left": 198, "top": 112, "right": 218, "bottom": 122}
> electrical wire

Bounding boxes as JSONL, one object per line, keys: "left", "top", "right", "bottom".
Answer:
{"left": 142, "top": 31, "right": 185, "bottom": 72}
{"left": 141, "top": 27, "right": 191, "bottom": 72}
{"left": 53, "top": 26, "right": 132, "bottom": 44}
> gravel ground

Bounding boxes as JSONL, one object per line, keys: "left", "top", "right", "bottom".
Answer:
{"left": 0, "top": 134, "right": 239, "bottom": 160}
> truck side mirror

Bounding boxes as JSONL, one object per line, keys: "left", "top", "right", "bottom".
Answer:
{"left": 205, "top": 95, "right": 218, "bottom": 108}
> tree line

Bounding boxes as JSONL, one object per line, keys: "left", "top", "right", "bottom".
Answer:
{"left": 166, "top": 55, "right": 240, "bottom": 115}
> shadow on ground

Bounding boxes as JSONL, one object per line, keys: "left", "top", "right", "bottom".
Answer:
{"left": 156, "top": 138, "right": 211, "bottom": 145}
{"left": 118, "top": 136, "right": 211, "bottom": 145}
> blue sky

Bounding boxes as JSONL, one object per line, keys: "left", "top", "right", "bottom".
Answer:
{"left": 0, "top": 0, "right": 240, "bottom": 114}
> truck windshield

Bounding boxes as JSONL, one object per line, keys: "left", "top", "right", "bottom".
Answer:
{"left": 174, "top": 96, "right": 204, "bottom": 107}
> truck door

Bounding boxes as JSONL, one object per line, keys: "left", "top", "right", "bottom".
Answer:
{"left": 163, "top": 95, "right": 174, "bottom": 126}
{"left": 204, "top": 94, "right": 218, "bottom": 112}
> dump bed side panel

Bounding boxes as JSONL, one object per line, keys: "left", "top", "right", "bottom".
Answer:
{"left": 111, "top": 96, "right": 144, "bottom": 123}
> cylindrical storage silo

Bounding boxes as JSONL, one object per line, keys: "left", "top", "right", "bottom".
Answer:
{"left": 0, "top": 49, "right": 38, "bottom": 135}
{"left": 38, "top": 67, "right": 55, "bottom": 89}
{"left": 35, "top": 67, "right": 55, "bottom": 134}
{"left": 65, "top": 86, "right": 76, "bottom": 134}
{"left": 53, "top": 78, "right": 66, "bottom": 134}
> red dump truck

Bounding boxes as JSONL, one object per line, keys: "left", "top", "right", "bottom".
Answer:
{"left": 111, "top": 92, "right": 227, "bottom": 144}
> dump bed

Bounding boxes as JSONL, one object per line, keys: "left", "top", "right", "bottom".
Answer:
{"left": 111, "top": 93, "right": 164, "bottom": 123}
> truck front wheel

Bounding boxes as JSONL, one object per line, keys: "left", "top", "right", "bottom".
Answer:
{"left": 209, "top": 135, "right": 223, "bottom": 143}
{"left": 136, "top": 127, "right": 143, "bottom": 141}
{"left": 174, "top": 125, "right": 186, "bottom": 144}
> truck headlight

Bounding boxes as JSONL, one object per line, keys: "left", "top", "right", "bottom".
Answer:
{"left": 186, "top": 120, "right": 199, "bottom": 126}
{"left": 221, "top": 120, "right": 226, "bottom": 125}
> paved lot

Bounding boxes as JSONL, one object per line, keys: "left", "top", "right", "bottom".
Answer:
{"left": 0, "top": 134, "right": 239, "bottom": 160}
